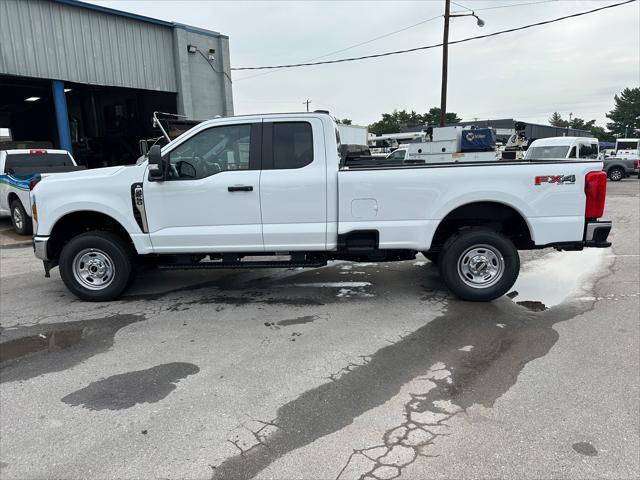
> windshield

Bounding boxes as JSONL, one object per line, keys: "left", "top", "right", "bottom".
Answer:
{"left": 525, "top": 146, "right": 570, "bottom": 160}
{"left": 386, "top": 149, "right": 406, "bottom": 161}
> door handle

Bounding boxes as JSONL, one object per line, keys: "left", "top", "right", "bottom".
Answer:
{"left": 227, "top": 185, "right": 253, "bottom": 192}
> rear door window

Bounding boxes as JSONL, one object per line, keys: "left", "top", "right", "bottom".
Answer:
{"left": 272, "top": 122, "right": 313, "bottom": 169}
{"left": 578, "top": 143, "right": 598, "bottom": 159}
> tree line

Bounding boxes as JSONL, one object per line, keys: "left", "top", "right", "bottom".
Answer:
{"left": 361, "top": 87, "right": 639, "bottom": 141}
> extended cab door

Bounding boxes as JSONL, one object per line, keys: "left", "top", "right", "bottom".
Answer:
{"left": 260, "top": 118, "right": 327, "bottom": 250}
{"left": 143, "top": 121, "right": 264, "bottom": 252}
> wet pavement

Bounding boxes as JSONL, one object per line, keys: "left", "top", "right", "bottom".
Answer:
{"left": 0, "top": 180, "right": 638, "bottom": 479}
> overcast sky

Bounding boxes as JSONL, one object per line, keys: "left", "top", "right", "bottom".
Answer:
{"left": 88, "top": 0, "right": 639, "bottom": 127}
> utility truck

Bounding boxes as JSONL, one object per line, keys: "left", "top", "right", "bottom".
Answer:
{"left": 0, "top": 149, "right": 82, "bottom": 234}
{"left": 383, "top": 126, "right": 499, "bottom": 164}
{"left": 31, "top": 112, "right": 611, "bottom": 302}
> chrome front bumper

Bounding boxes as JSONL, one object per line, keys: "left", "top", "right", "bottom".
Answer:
{"left": 33, "top": 236, "right": 49, "bottom": 261}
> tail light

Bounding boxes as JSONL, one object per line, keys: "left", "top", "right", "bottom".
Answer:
{"left": 29, "top": 149, "right": 48, "bottom": 154}
{"left": 634, "top": 160, "right": 639, "bottom": 169}
{"left": 585, "top": 171, "right": 607, "bottom": 219}
{"left": 29, "top": 177, "right": 41, "bottom": 190}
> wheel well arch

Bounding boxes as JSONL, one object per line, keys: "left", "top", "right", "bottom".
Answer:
{"left": 7, "top": 192, "right": 21, "bottom": 206}
{"left": 48, "top": 210, "right": 134, "bottom": 260}
{"left": 431, "top": 201, "right": 534, "bottom": 250}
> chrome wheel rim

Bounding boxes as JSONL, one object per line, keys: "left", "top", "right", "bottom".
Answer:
{"left": 72, "top": 248, "right": 115, "bottom": 290}
{"left": 12, "top": 208, "right": 23, "bottom": 230}
{"left": 610, "top": 169, "right": 622, "bottom": 180}
{"left": 457, "top": 244, "right": 504, "bottom": 288}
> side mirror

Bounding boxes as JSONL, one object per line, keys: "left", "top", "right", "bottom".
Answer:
{"left": 148, "top": 145, "right": 165, "bottom": 180}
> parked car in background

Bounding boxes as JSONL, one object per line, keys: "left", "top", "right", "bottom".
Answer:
{"left": 0, "top": 149, "right": 83, "bottom": 234}
{"left": 603, "top": 156, "right": 640, "bottom": 181}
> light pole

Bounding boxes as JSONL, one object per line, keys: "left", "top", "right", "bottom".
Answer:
{"left": 439, "top": 0, "right": 485, "bottom": 127}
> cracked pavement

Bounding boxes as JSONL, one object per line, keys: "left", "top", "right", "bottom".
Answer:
{"left": 0, "top": 181, "right": 638, "bottom": 479}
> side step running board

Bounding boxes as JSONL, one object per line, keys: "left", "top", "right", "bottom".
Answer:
{"left": 158, "top": 260, "right": 327, "bottom": 270}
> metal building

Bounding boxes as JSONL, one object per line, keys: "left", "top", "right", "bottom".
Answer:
{"left": 0, "top": 0, "right": 233, "bottom": 166}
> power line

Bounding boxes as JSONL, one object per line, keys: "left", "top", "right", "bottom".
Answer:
{"left": 235, "top": 0, "right": 557, "bottom": 81}
{"left": 452, "top": 0, "right": 555, "bottom": 13}
{"left": 234, "top": 14, "right": 442, "bottom": 82}
{"left": 231, "top": 0, "right": 635, "bottom": 71}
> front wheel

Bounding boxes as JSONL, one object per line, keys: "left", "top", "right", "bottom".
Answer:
{"left": 608, "top": 167, "right": 624, "bottom": 181}
{"left": 439, "top": 228, "right": 519, "bottom": 302}
{"left": 59, "top": 231, "right": 134, "bottom": 301}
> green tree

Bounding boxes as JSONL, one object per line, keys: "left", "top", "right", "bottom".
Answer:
{"left": 368, "top": 108, "right": 461, "bottom": 135}
{"left": 548, "top": 112, "right": 613, "bottom": 141}
{"left": 422, "top": 107, "right": 461, "bottom": 126}
{"left": 589, "top": 125, "right": 615, "bottom": 142}
{"left": 606, "top": 87, "right": 640, "bottom": 137}
{"left": 335, "top": 118, "right": 352, "bottom": 125}
{"left": 549, "top": 111, "right": 568, "bottom": 127}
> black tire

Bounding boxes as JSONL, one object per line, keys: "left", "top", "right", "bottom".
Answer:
{"left": 10, "top": 199, "right": 32, "bottom": 235}
{"left": 59, "top": 231, "right": 135, "bottom": 302}
{"left": 438, "top": 227, "right": 520, "bottom": 302}
{"left": 608, "top": 167, "right": 624, "bottom": 182}
{"left": 421, "top": 251, "right": 440, "bottom": 265}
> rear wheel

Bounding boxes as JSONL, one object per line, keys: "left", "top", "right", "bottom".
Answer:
{"left": 608, "top": 167, "right": 624, "bottom": 181}
{"left": 439, "top": 228, "right": 519, "bottom": 302}
{"left": 10, "top": 200, "right": 32, "bottom": 235}
{"left": 59, "top": 231, "right": 134, "bottom": 301}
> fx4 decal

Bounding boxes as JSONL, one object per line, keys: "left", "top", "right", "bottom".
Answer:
{"left": 534, "top": 174, "right": 576, "bottom": 186}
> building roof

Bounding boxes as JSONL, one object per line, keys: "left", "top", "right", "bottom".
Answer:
{"left": 53, "top": 0, "right": 226, "bottom": 38}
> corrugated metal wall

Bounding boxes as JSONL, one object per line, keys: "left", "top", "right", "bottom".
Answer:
{"left": 0, "top": 0, "right": 177, "bottom": 92}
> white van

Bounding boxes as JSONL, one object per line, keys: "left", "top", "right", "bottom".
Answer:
{"left": 525, "top": 137, "right": 599, "bottom": 160}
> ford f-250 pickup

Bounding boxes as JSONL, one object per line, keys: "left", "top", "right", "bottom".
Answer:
{"left": 30, "top": 112, "right": 612, "bottom": 302}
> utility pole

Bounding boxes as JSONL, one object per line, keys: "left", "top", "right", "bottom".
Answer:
{"left": 303, "top": 99, "right": 312, "bottom": 112}
{"left": 439, "top": 1, "right": 484, "bottom": 127}
{"left": 569, "top": 112, "right": 573, "bottom": 123}
{"left": 439, "top": 0, "right": 451, "bottom": 127}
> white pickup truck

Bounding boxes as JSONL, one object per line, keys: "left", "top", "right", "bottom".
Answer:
{"left": 30, "top": 113, "right": 612, "bottom": 302}
{"left": 0, "top": 149, "right": 80, "bottom": 234}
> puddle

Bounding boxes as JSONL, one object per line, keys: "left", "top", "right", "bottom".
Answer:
{"left": 61, "top": 362, "right": 199, "bottom": 410}
{"left": 509, "top": 249, "right": 606, "bottom": 309}
{"left": 0, "top": 314, "right": 145, "bottom": 383}
{"left": 277, "top": 315, "right": 320, "bottom": 327}
{"left": 0, "top": 329, "right": 84, "bottom": 364}
{"left": 292, "top": 282, "right": 372, "bottom": 288}
{"left": 572, "top": 442, "right": 598, "bottom": 456}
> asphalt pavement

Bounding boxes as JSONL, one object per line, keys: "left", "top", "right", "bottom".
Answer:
{"left": 0, "top": 180, "right": 638, "bottom": 480}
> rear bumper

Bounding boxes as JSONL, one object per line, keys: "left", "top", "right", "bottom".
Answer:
{"left": 33, "top": 235, "right": 49, "bottom": 260}
{"left": 584, "top": 220, "right": 612, "bottom": 248}
{"left": 548, "top": 220, "right": 612, "bottom": 251}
